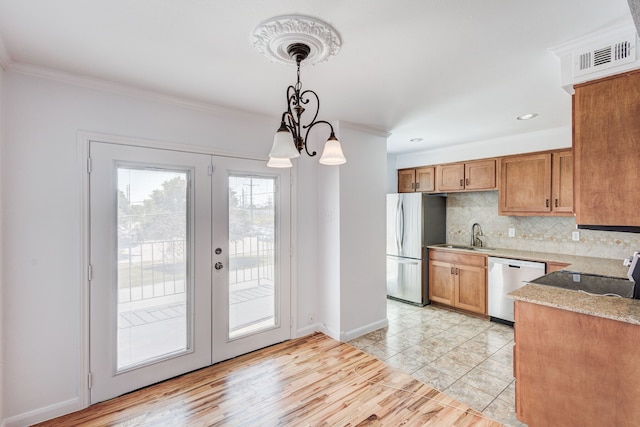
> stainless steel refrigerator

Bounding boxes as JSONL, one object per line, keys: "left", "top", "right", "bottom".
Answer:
{"left": 386, "top": 193, "right": 446, "bottom": 305}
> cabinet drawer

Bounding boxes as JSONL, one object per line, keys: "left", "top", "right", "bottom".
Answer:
{"left": 429, "top": 249, "right": 486, "bottom": 267}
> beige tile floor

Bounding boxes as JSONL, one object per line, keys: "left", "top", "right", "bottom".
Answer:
{"left": 348, "top": 298, "right": 526, "bottom": 427}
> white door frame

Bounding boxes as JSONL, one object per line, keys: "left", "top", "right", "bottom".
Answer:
{"left": 77, "top": 131, "right": 298, "bottom": 409}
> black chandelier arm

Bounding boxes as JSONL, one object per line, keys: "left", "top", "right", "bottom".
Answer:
{"left": 302, "top": 119, "right": 336, "bottom": 157}
{"left": 300, "top": 89, "right": 320, "bottom": 127}
{"left": 286, "top": 85, "right": 298, "bottom": 110}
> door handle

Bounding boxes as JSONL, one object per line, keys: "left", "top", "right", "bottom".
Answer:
{"left": 214, "top": 262, "right": 224, "bottom": 270}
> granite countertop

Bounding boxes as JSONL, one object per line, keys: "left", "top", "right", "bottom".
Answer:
{"left": 509, "top": 283, "right": 640, "bottom": 325}
{"left": 428, "top": 243, "right": 640, "bottom": 324}
{"left": 427, "top": 244, "right": 628, "bottom": 278}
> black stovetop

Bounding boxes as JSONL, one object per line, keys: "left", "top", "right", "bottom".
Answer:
{"left": 530, "top": 271, "right": 636, "bottom": 298}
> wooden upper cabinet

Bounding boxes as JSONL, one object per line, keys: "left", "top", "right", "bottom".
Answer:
{"left": 499, "top": 153, "right": 552, "bottom": 214}
{"left": 574, "top": 70, "right": 640, "bottom": 227}
{"left": 499, "top": 150, "right": 572, "bottom": 216}
{"left": 398, "top": 167, "right": 435, "bottom": 193}
{"left": 551, "top": 151, "right": 573, "bottom": 213}
{"left": 465, "top": 159, "right": 496, "bottom": 190}
{"left": 436, "top": 159, "right": 496, "bottom": 192}
{"left": 398, "top": 169, "right": 416, "bottom": 192}
{"left": 437, "top": 163, "right": 465, "bottom": 191}
{"left": 415, "top": 167, "right": 436, "bottom": 192}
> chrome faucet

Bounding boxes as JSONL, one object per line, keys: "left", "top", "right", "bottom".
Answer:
{"left": 471, "top": 223, "right": 483, "bottom": 247}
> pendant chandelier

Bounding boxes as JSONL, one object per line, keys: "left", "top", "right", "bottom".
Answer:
{"left": 267, "top": 43, "right": 346, "bottom": 168}
{"left": 252, "top": 15, "right": 346, "bottom": 168}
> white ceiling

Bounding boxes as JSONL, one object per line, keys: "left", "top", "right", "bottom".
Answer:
{"left": 0, "top": 0, "right": 634, "bottom": 154}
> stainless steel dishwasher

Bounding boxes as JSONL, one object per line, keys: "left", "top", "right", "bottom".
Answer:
{"left": 488, "top": 257, "right": 546, "bottom": 324}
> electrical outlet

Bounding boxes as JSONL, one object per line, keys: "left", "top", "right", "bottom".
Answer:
{"left": 307, "top": 314, "right": 314, "bottom": 324}
{"left": 508, "top": 228, "right": 515, "bottom": 238}
{"left": 572, "top": 231, "right": 580, "bottom": 241}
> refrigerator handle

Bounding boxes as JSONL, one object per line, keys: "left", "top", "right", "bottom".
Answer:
{"left": 398, "top": 199, "right": 405, "bottom": 249}
{"left": 395, "top": 198, "right": 401, "bottom": 253}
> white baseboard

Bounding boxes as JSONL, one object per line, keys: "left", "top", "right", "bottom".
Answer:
{"left": 296, "top": 318, "right": 388, "bottom": 343}
{"left": 340, "top": 318, "right": 388, "bottom": 342}
{"left": 2, "top": 397, "right": 81, "bottom": 427}
{"left": 295, "top": 323, "right": 320, "bottom": 338}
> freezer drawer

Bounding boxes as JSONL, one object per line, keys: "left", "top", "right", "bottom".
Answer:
{"left": 386, "top": 256, "right": 423, "bottom": 305}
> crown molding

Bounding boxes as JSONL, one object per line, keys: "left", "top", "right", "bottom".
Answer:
{"left": 337, "top": 120, "right": 391, "bottom": 139}
{"left": 6, "top": 62, "right": 273, "bottom": 122}
{"left": 0, "top": 34, "right": 12, "bottom": 69}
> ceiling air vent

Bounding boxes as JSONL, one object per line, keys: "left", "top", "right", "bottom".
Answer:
{"left": 551, "top": 25, "right": 640, "bottom": 94}
{"left": 574, "top": 38, "right": 636, "bottom": 77}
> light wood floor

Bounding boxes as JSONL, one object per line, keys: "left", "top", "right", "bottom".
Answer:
{"left": 36, "top": 333, "right": 503, "bottom": 426}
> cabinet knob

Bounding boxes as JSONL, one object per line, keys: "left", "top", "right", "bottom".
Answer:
{"left": 451, "top": 267, "right": 454, "bottom": 275}
{"left": 459, "top": 179, "right": 463, "bottom": 187}
{"left": 465, "top": 178, "right": 469, "bottom": 186}
{"left": 416, "top": 182, "right": 420, "bottom": 189}
{"left": 555, "top": 198, "right": 558, "bottom": 207}
{"left": 545, "top": 199, "right": 549, "bottom": 208}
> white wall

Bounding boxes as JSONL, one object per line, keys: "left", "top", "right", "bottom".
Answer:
{"left": 1, "top": 70, "right": 282, "bottom": 425}
{"left": 392, "top": 126, "right": 572, "bottom": 170}
{"left": 294, "top": 153, "right": 320, "bottom": 337}
{"left": 337, "top": 124, "right": 388, "bottom": 341}
{"left": 386, "top": 154, "right": 397, "bottom": 194}
{"left": 317, "top": 158, "right": 341, "bottom": 339}
{"left": 315, "top": 122, "right": 389, "bottom": 341}
{"left": 0, "top": 63, "right": 5, "bottom": 427}
{"left": 1, "top": 69, "right": 389, "bottom": 426}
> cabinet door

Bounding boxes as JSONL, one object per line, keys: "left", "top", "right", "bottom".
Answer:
{"left": 428, "top": 260, "right": 455, "bottom": 305}
{"left": 398, "top": 169, "right": 416, "bottom": 193}
{"left": 415, "top": 167, "right": 435, "bottom": 192}
{"left": 454, "top": 264, "right": 487, "bottom": 314}
{"left": 465, "top": 159, "right": 496, "bottom": 190}
{"left": 499, "top": 153, "right": 551, "bottom": 214}
{"left": 437, "top": 163, "right": 465, "bottom": 192}
{"left": 574, "top": 70, "right": 640, "bottom": 226}
{"left": 551, "top": 151, "right": 573, "bottom": 213}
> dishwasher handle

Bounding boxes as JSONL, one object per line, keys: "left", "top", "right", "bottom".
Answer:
{"left": 488, "top": 256, "right": 546, "bottom": 271}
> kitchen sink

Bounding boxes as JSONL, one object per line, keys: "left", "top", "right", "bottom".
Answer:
{"left": 442, "top": 244, "right": 473, "bottom": 250}
{"left": 437, "top": 244, "right": 496, "bottom": 252}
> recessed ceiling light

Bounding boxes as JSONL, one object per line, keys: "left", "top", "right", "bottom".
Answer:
{"left": 409, "top": 138, "right": 424, "bottom": 142}
{"left": 516, "top": 113, "right": 539, "bottom": 120}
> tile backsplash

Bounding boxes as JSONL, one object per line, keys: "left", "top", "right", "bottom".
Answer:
{"left": 446, "top": 191, "right": 640, "bottom": 261}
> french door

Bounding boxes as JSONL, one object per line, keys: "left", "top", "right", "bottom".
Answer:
{"left": 89, "top": 141, "right": 290, "bottom": 403}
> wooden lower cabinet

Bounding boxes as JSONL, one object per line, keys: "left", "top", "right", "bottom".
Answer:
{"left": 428, "top": 249, "right": 487, "bottom": 314}
{"left": 546, "top": 261, "right": 569, "bottom": 273}
{"left": 514, "top": 301, "right": 640, "bottom": 426}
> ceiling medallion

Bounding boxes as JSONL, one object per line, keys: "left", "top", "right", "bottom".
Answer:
{"left": 252, "top": 15, "right": 342, "bottom": 66}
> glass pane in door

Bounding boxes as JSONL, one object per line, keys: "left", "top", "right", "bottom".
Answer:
{"left": 117, "top": 167, "right": 190, "bottom": 371}
{"left": 228, "top": 175, "right": 276, "bottom": 339}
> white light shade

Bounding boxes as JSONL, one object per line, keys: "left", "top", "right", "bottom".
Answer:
{"left": 269, "top": 128, "right": 300, "bottom": 159}
{"left": 267, "top": 157, "right": 293, "bottom": 168}
{"left": 319, "top": 137, "right": 346, "bottom": 165}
